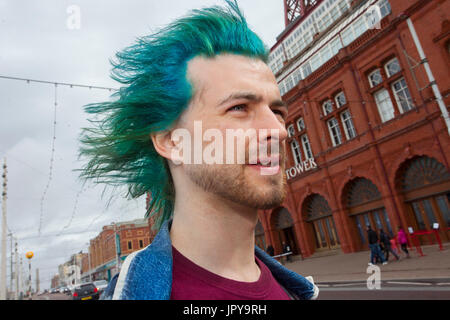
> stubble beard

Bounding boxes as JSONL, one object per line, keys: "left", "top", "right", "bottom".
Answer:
{"left": 185, "top": 162, "right": 287, "bottom": 210}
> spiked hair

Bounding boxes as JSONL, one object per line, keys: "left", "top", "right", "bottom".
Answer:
{"left": 78, "top": 0, "right": 269, "bottom": 229}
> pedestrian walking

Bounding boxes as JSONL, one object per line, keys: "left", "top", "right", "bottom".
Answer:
{"left": 266, "top": 245, "right": 274, "bottom": 257}
{"left": 379, "top": 229, "right": 399, "bottom": 261}
{"left": 282, "top": 242, "right": 292, "bottom": 263}
{"left": 397, "top": 227, "right": 410, "bottom": 258}
{"left": 390, "top": 237, "right": 399, "bottom": 257}
{"left": 367, "top": 226, "right": 387, "bottom": 265}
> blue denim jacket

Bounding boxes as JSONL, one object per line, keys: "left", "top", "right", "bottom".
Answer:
{"left": 102, "top": 220, "right": 319, "bottom": 300}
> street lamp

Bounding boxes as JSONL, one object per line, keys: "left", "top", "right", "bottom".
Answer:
{"left": 111, "top": 222, "right": 121, "bottom": 276}
{"left": 86, "top": 242, "right": 92, "bottom": 282}
{"left": 25, "top": 251, "right": 33, "bottom": 299}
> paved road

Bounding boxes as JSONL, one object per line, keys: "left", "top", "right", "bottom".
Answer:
{"left": 32, "top": 292, "right": 72, "bottom": 300}
{"left": 317, "top": 278, "right": 450, "bottom": 300}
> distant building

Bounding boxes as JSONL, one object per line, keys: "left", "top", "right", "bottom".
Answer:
{"left": 82, "top": 217, "right": 155, "bottom": 282}
{"left": 50, "top": 274, "right": 60, "bottom": 289}
{"left": 58, "top": 252, "right": 83, "bottom": 287}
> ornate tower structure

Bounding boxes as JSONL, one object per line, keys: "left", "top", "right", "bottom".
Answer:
{"left": 283, "top": 0, "right": 320, "bottom": 27}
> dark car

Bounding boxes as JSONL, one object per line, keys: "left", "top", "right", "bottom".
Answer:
{"left": 72, "top": 283, "right": 100, "bottom": 300}
{"left": 93, "top": 280, "right": 108, "bottom": 296}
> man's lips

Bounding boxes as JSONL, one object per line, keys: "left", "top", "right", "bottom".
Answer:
{"left": 246, "top": 155, "right": 281, "bottom": 167}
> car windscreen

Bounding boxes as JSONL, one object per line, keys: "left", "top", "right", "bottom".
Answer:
{"left": 76, "top": 284, "right": 95, "bottom": 292}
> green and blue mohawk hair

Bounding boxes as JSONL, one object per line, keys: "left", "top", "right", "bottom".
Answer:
{"left": 78, "top": 0, "right": 269, "bottom": 229}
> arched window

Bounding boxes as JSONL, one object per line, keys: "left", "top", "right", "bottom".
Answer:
{"left": 346, "top": 178, "right": 381, "bottom": 208}
{"left": 305, "top": 194, "right": 332, "bottom": 221}
{"left": 303, "top": 194, "right": 339, "bottom": 250}
{"left": 399, "top": 156, "right": 450, "bottom": 192}
{"left": 275, "top": 208, "right": 294, "bottom": 229}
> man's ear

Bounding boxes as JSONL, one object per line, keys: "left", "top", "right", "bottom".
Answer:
{"left": 150, "top": 130, "right": 175, "bottom": 162}
{"left": 151, "top": 129, "right": 190, "bottom": 165}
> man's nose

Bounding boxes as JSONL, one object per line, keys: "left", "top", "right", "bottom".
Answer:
{"left": 255, "top": 105, "right": 288, "bottom": 143}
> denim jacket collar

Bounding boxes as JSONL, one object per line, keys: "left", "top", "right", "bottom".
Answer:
{"left": 106, "top": 219, "right": 318, "bottom": 300}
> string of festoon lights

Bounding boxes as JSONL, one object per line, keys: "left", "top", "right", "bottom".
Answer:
{"left": 0, "top": 75, "right": 118, "bottom": 239}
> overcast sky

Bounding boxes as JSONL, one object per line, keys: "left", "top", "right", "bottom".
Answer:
{"left": 0, "top": 0, "right": 285, "bottom": 291}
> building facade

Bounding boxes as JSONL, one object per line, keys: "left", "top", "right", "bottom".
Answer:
{"left": 257, "top": 0, "right": 450, "bottom": 258}
{"left": 58, "top": 252, "right": 83, "bottom": 287}
{"left": 82, "top": 218, "right": 154, "bottom": 282}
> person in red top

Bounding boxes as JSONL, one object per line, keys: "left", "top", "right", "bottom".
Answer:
{"left": 171, "top": 246, "right": 291, "bottom": 300}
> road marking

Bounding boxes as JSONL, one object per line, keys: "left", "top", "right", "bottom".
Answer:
{"left": 332, "top": 283, "right": 365, "bottom": 287}
{"left": 436, "top": 283, "right": 450, "bottom": 286}
{"left": 316, "top": 284, "right": 330, "bottom": 287}
{"left": 386, "top": 281, "right": 432, "bottom": 286}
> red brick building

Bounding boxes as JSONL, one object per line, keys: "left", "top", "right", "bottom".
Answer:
{"left": 256, "top": 0, "right": 450, "bottom": 258}
{"left": 82, "top": 218, "right": 155, "bottom": 281}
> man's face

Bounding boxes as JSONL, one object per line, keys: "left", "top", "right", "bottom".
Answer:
{"left": 173, "top": 53, "right": 288, "bottom": 209}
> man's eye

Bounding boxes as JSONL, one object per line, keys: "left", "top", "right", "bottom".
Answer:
{"left": 227, "top": 104, "right": 247, "bottom": 112}
{"left": 273, "top": 109, "right": 286, "bottom": 119}
{"left": 272, "top": 109, "right": 284, "bottom": 116}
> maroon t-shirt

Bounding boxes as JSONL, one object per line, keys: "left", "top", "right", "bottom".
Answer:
{"left": 170, "top": 246, "right": 291, "bottom": 300}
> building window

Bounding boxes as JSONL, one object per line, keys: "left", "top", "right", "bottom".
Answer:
{"left": 341, "top": 26, "right": 354, "bottom": 46}
{"left": 323, "top": 99, "right": 334, "bottom": 115}
{"left": 287, "top": 124, "right": 295, "bottom": 137}
{"left": 327, "top": 117, "right": 343, "bottom": 146}
{"left": 374, "top": 88, "right": 395, "bottom": 122}
{"left": 368, "top": 69, "right": 383, "bottom": 87}
{"left": 302, "top": 62, "right": 312, "bottom": 78}
{"left": 335, "top": 91, "right": 347, "bottom": 108}
{"left": 330, "top": 37, "right": 342, "bottom": 56}
{"left": 290, "top": 139, "right": 302, "bottom": 165}
{"left": 286, "top": 76, "right": 294, "bottom": 92}
{"left": 297, "top": 117, "right": 306, "bottom": 132}
{"left": 340, "top": 110, "right": 357, "bottom": 140}
{"left": 384, "top": 57, "right": 401, "bottom": 77}
{"left": 311, "top": 53, "right": 321, "bottom": 71}
{"left": 301, "top": 134, "right": 313, "bottom": 159}
{"left": 127, "top": 241, "right": 132, "bottom": 250}
{"left": 353, "top": 16, "right": 368, "bottom": 38}
{"left": 293, "top": 69, "right": 302, "bottom": 84}
{"left": 391, "top": 78, "right": 414, "bottom": 113}
{"left": 320, "top": 45, "right": 332, "bottom": 63}
{"left": 139, "top": 240, "right": 144, "bottom": 248}
{"left": 379, "top": 0, "right": 392, "bottom": 18}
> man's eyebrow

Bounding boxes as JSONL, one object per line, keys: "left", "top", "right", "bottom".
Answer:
{"left": 218, "top": 92, "right": 262, "bottom": 106}
{"left": 218, "top": 92, "right": 287, "bottom": 109}
{"left": 270, "top": 99, "right": 287, "bottom": 109}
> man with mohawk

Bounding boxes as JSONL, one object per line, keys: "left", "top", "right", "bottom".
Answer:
{"left": 79, "top": 0, "right": 318, "bottom": 300}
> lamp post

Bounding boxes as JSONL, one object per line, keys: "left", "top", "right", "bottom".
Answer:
{"left": 86, "top": 242, "right": 92, "bottom": 282}
{"left": 25, "top": 251, "right": 33, "bottom": 299}
{"left": 111, "top": 222, "right": 121, "bottom": 276}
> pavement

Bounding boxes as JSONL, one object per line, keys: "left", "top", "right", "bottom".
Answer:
{"left": 283, "top": 242, "right": 450, "bottom": 285}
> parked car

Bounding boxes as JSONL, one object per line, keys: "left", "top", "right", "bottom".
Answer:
{"left": 50, "top": 288, "right": 59, "bottom": 294}
{"left": 72, "top": 282, "right": 100, "bottom": 300}
{"left": 62, "top": 287, "right": 71, "bottom": 295}
{"left": 93, "top": 280, "right": 108, "bottom": 295}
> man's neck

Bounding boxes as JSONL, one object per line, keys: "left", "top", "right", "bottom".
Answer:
{"left": 169, "top": 182, "right": 261, "bottom": 282}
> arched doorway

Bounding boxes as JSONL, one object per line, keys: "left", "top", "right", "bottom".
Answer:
{"left": 255, "top": 220, "right": 266, "bottom": 250}
{"left": 344, "top": 178, "right": 394, "bottom": 250}
{"left": 272, "top": 208, "right": 299, "bottom": 256}
{"left": 304, "top": 194, "right": 340, "bottom": 251}
{"left": 396, "top": 156, "right": 450, "bottom": 243}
